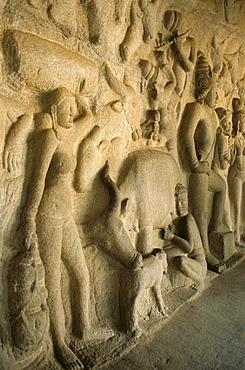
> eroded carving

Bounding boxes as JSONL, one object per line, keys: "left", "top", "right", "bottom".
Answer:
{"left": 2, "top": 30, "right": 99, "bottom": 100}
{"left": 228, "top": 98, "right": 245, "bottom": 245}
{"left": 2, "top": 111, "right": 33, "bottom": 238}
{"left": 139, "top": 58, "right": 176, "bottom": 138}
{"left": 8, "top": 244, "right": 49, "bottom": 360}
{"left": 118, "top": 148, "right": 181, "bottom": 255}
{"left": 178, "top": 52, "right": 226, "bottom": 272}
{"left": 1, "top": 1, "right": 245, "bottom": 368}
{"left": 163, "top": 183, "right": 207, "bottom": 291}
{"left": 162, "top": 10, "right": 196, "bottom": 99}
{"left": 213, "top": 107, "right": 233, "bottom": 230}
{"left": 119, "top": 0, "right": 143, "bottom": 63}
{"left": 120, "top": 248, "right": 168, "bottom": 338}
{"left": 84, "top": 162, "right": 143, "bottom": 270}
{"left": 19, "top": 87, "right": 93, "bottom": 369}
{"left": 104, "top": 63, "right": 141, "bottom": 141}
{"left": 139, "top": 0, "right": 161, "bottom": 44}
{"left": 47, "top": 0, "right": 78, "bottom": 37}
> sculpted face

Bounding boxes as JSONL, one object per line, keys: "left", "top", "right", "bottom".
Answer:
{"left": 205, "top": 87, "right": 218, "bottom": 109}
{"left": 221, "top": 117, "right": 232, "bottom": 136}
{"left": 141, "top": 122, "right": 155, "bottom": 139}
{"left": 56, "top": 96, "right": 76, "bottom": 129}
{"left": 176, "top": 192, "right": 188, "bottom": 217}
{"left": 238, "top": 112, "right": 245, "bottom": 133}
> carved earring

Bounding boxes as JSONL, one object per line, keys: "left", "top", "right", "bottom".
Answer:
{"left": 51, "top": 105, "right": 61, "bottom": 141}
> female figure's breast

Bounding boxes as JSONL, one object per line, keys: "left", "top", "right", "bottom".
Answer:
{"left": 39, "top": 147, "right": 76, "bottom": 218}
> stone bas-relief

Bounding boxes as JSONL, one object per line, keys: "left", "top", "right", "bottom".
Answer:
{"left": 178, "top": 52, "right": 227, "bottom": 272}
{"left": 1, "top": 0, "right": 245, "bottom": 369}
{"left": 20, "top": 87, "right": 93, "bottom": 370}
{"left": 163, "top": 183, "right": 207, "bottom": 291}
{"left": 8, "top": 244, "right": 49, "bottom": 361}
{"left": 228, "top": 98, "right": 245, "bottom": 245}
{"left": 120, "top": 248, "right": 168, "bottom": 338}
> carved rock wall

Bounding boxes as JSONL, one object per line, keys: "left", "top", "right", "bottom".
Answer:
{"left": 0, "top": 0, "right": 245, "bottom": 369}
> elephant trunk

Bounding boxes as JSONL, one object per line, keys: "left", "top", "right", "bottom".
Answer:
{"left": 101, "top": 161, "right": 121, "bottom": 214}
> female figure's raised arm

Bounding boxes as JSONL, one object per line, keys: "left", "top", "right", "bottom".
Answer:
{"left": 71, "top": 96, "right": 94, "bottom": 143}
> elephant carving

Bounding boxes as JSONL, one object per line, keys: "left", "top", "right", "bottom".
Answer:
{"left": 85, "top": 148, "right": 181, "bottom": 268}
{"left": 118, "top": 148, "right": 181, "bottom": 254}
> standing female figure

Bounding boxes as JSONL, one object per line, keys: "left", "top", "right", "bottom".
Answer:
{"left": 228, "top": 98, "right": 245, "bottom": 245}
{"left": 21, "top": 87, "right": 93, "bottom": 370}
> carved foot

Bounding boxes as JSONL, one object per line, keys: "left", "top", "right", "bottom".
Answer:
{"left": 127, "top": 327, "right": 143, "bottom": 338}
{"left": 206, "top": 254, "right": 226, "bottom": 273}
{"left": 190, "top": 280, "right": 206, "bottom": 292}
{"left": 80, "top": 326, "right": 114, "bottom": 342}
{"left": 160, "top": 310, "right": 168, "bottom": 318}
{"left": 55, "top": 343, "right": 84, "bottom": 370}
{"left": 159, "top": 304, "right": 169, "bottom": 317}
{"left": 210, "top": 223, "right": 231, "bottom": 234}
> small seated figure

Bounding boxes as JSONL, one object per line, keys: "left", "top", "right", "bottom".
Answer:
{"left": 120, "top": 249, "right": 168, "bottom": 338}
{"left": 139, "top": 109, "right": 172, "bottom": 150}
{"left": 163, "top": 183, "right": 207, "bottom": 291}
{"left": 8, "top": 244, "right": 49, "bottom": 356}
{"left": 141, "top": 110, "right": 160, "bottom": 141}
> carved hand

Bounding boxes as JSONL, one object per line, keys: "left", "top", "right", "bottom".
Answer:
{"left": 3, "top": 145, "right": 20, "bottom": 177}
{"left": 132, "top": 129, "right": 141, "bottom": 141}
{"left": 22, "top": 219, "right": 38, "bottom": 250}
{"left": 3, "top": 113, "right": 33, "bottom": 178}
{"left": 191, "top": 161, "right": 210, "bottom": 175}
{"left": 163, "top": 226, "right": 174, "bottom": 240}
{"left": 223, "top": 150, "right": 231, "bottom": 163}
{"left": 173, "top": 34, "right": 183, "bottom": 50}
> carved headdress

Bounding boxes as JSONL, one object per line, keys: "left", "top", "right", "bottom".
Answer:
{"left": 195, "top": 51, "right": 216, "bottom": 101}
{"left": 175, "top": 182, "right": 187, "bottom": 197}
{"left": 164, "top": 10, "right": 182, "bottom": 33}
{"left": 48, "top": 87, "right": 75, "bottom": 140}
{"left": 215, "top": 107, "right": 231, "bottom": 125}
{"left": 49, "top": 86, "right": 74, "bottom": 108}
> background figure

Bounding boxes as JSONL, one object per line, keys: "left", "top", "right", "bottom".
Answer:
{"left": 103, "top": 63, "right": 141, "bottom": 141}
{"left": 178, "top": 52, "right": 226, "bottom": 272}
{"left": 212, "top": 107, "right": 234, "bottom": 230}
{"left": 20, "top": 87, "right": 93, "bottom": 370}
{"left": 119, "top": 0, "right": 143, "bottom": 63}
{"left": 163, "top": 10, "right": 196, "bottom": 101}
{"left": 228, "top": 98, "right": 245, "bottom": 245}
{"left": 139, "top": 58, "right": 176, "bottom": 140}
{"left": 163, "top": 183, "right": 207, "bottom": 291}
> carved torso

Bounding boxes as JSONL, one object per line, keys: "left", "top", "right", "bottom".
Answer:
{"left": 39, "top": 140, "right": 76, "bottom": 218}
{"left": 194, "top": 106, "right": 218, "bottom": 165}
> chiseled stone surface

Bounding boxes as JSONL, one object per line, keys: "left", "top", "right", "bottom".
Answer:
{"left": 0, "top": 1, "right": 245, "bottom": 369}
